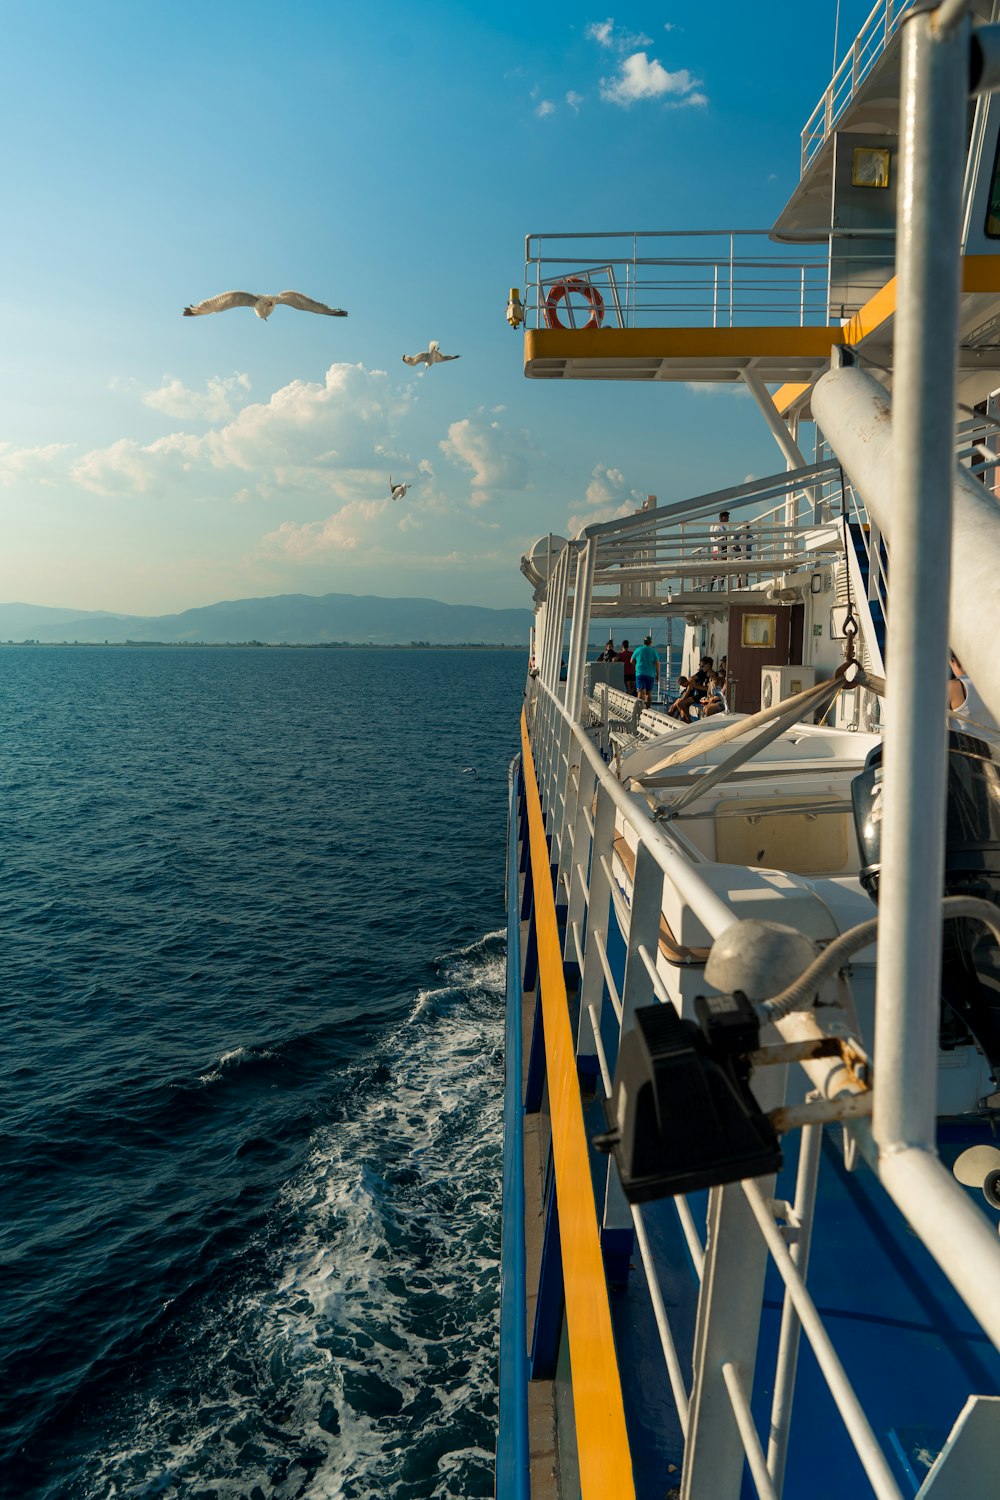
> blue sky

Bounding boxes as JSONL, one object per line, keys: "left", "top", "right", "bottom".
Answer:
{"left": 0, "top": 1, "right": 874, "bottom": 614}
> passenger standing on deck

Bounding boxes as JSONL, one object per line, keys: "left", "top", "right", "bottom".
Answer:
{"left": 710, "top": 510, "right": 730, "bottom": 590}
{"left": 631, "top": 634, "right": 660, "bottom": 708}
{"left": 616, "top": 639, "right": 636, "bottom": 695}
{"left": 948, "top": 652, "right": 1000, "bottom": 748}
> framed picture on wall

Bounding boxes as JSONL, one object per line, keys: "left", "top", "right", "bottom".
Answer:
{"left": 741, "top": 613, "right": 776, "bottom": 648}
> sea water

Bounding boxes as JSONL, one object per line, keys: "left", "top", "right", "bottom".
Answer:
{"left": 0, "top": 645, "right": 524, "bottom": 1499}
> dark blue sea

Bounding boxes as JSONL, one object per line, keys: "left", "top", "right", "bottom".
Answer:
{"left": 0, "top": 646, "right": 524, "bottom": 1500}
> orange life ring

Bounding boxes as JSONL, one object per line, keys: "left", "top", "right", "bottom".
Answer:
{"left": 544, "top": 277, "right": 605, "bottom": 331}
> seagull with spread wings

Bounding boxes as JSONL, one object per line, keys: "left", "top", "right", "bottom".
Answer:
{"left": 402, "top": 340, "right": 460, "bottom": 367}
{"left": 183, "top": 290, "right": 349, "bottom": 320}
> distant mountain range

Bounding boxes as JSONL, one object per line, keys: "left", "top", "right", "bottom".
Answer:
{"left": 0, "top": 592, "right": 533, "bottom": 646}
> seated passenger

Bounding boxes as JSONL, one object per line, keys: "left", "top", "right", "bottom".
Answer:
{"left": 701, "top": 672, "right": 727, "bottom": 717}
{"left": 666, "top": 676, "right": 690, "bottom": 719}
{"left": 667, "top": 656, "right": 713, "bottom": 723}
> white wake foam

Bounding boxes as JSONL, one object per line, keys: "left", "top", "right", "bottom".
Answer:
{"left": 83, "top": 932, "right": 506, "bottom": 1499}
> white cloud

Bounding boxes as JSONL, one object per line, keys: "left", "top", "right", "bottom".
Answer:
{"left": 439, "top": 412, "right": 530, "bottom": 506}
{"left": 566, "top": 90, "right": 584, "bottom": 112}
{"left": 0, "top": 441, "right": 71, "bottom": 486}
{"left": 600, "top": 51, "right": 705, "bottom": 107}
{"left": 72, "top": 434, "right": 199, "bottom": 496}
{"left": 586, "top": 18, "right": 651, "bottom": 50}
{"left": 683, "top": 382, "right": 751, "bottom": 398}
{"left": 67, "top": 364, "right": 411, "bottom": 501}
{"left": 569, "top": 463, "right": 639, "bottom": 533}
{"left": 535, "top": 99, "right": 556, "bottom": 118}
{"left": 418, "top": 458, "right": 435, "bottom": 477}
{"left": 259, "top": 498, "right": 390, "bottom": 559}
{"left": 586, "top": 18, "right": 615, "bottom": 46}
{"left": 142, "top": 372, "right": 251, "bottom": 422}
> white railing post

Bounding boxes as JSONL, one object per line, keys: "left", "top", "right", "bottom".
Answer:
{"left": 563, "top": 758, "right": 597, "bottom": 964}
{"left": 679, "top": 1182, "right": 774, "bottom": 1500}
{"left": 766, "top": 1121, "right": 823, "bottom": 1496}
{"left": 565, "top": 539, "right": 596, "bottom": 725}
{"left": 577, "top": 782, "right": 617, "bottom": 1049}
{"left": 601, "top": 842, "right": 666, "bottom": 1246}
{"left": 871, "top": 2, "right": 967, "bottom": 1157}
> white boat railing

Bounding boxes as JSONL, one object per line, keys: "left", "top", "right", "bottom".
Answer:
{"left": 524, "top": 640, "right": 1000, "bottom": 1497}
{"left": 525, "top": 338, "right": 1000, "bottom": 1500}
{"left": 522, "top": 230, "right": 892, "bottom": 331}
{"left": 800, "top": 0, "right": 917, "bottom": 173}
{"left": 526, "top": 664, "right": 916, "bottom": 1496}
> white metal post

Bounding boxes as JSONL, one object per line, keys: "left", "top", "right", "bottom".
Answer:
{"left": 767, "top": 1120, "right": 823, "bottom": 1495}
{"left": 872, "top": 4, "right": 968, "bottom": 1154}
{"left": 565, "top": 540, "right": 596, "bottom": 725}
{"left": 576, "top": 782, "right": 617, "bottom": 1052}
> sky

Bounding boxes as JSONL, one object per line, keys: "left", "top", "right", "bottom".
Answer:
{"left": 0, "top": 1, "right": 877, "bottom": 615}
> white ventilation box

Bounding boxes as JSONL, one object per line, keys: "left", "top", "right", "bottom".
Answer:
{"left": 760, "top": 664, "right": 815, "bottom": 711}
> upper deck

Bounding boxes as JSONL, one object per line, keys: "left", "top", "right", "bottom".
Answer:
{"left": 520, "top": 0, "right": 1000, "bottom": 407}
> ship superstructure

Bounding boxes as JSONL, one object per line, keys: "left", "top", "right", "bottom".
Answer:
{"left": 500, "top": 4, "right": 1000, "bottom": 1498}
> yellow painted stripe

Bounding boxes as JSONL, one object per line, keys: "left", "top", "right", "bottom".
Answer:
{"left": 525, "top": 324, "right": 845, "bottom": 363}
{"left": 843, "top": 274, "right": 899, "bottom": 346}
{"left": 520, "top": 711, "right": 636, "bottom": 1500}
{"left": 770, "top": 380, "right": 810, "bottom": 417}
{"left": 844, "top": 255, "right": 1000, "bottom": 346}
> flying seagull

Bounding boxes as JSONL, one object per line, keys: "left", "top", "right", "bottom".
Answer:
{"left": 183, "top": 290, "right": 348, "bottom": 320}
{"left": 389, "top": 477, "right": 411, "bottom": 502}
{"left": 402, "top": 341, "right": 460, "bottom": 367}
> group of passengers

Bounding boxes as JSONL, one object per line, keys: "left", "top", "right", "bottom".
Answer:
{"left": 597, "top": 634, "right": 661, "bottom": 705}
{"left": 666, "top": 655, "right": 728, "bottom": 723}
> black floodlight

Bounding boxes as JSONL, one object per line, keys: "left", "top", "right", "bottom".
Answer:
{"left": 593, "top": 998, "right": 782, "bottom": 1203}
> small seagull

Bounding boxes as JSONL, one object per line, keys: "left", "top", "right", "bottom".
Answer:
{"left": 183, "top": 290, "right": 348, "bottom": 320}
{"left": 462, "top": 767, "right": 479, "bottom": 779}
{"left": 389, "top": 477, "right": 411, "bottom": 502}
{"left": 402, "top": 341, "right": 460, "bottom": 368}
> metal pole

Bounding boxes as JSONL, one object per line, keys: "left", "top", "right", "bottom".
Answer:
{"left": 766, "top": 1121, "right": 823, "bottom": 1495}
{"left": 872, "top": 3, "right": 968, "bottom": 1153}
{"left": 565, "top": 540, "right": 596, "bottom": 723}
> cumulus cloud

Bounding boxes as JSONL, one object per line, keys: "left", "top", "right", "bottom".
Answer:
{"left": 259, "top": 498, "right": 390, "bottom": 560}
{"left": 439, "top": 411, "right": 530, "bottom": 505}
{"left": 586, "top": 18, "right": 650, "bottom": 50}
{"left": 568, "top": 463, "right": 640, "bottom": 534}
{"left": 566, "top": 90, "right": 584, "bottom": 112}
{"left": 600, "top": 52, "right": 705, "bottom": 107}
{"left": 142, "top": 372, "right": 251, "bottom": 422}
{"left": 66, "top": 364, "right": 411, "bottom": 502}
{"left": 535, "top": 99, "right": 556, "bottom": 117}
{"left": 0, "top": 441, "right": 71, "bottom": 486}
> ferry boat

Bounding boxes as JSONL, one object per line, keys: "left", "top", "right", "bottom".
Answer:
{"left": 500, "top": 4, "right": 1000, "bottom": 1496}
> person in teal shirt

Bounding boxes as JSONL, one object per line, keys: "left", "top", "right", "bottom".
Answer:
{"left": 631, "top": 635, "right": 660, "bottom": 707}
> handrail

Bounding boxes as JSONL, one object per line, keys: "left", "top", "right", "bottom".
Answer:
{"left": 523, "top": 664, "right": 909, "bottom": 1498}
{"left": 497, "top": 758, "right": 530, "bottom": 1499}
{"left": 800, "top": 0, "right": 917, "bottom": 173}
{"left": 519, "top": 710, "right": 637, "bottom": 1498}
{"left": 523, "top": 230, "right": 891, "bottom": 331}
{"left": 534, "top": 677, "right": 738, "bottom": 942}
